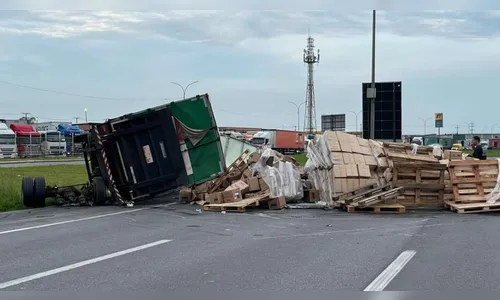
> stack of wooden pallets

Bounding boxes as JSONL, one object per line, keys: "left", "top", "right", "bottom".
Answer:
{"left": 333, "top": 183, "right": 406, "bottom": 214}
{"left": 444, "top": 160, "right": 500, "bottom": 213}
{"left": 392, "top": 162, "right": 447, "bottom": 208}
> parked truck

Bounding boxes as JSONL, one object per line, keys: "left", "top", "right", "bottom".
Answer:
{"left": 0, "top": 121, "right": 17, "bottom": 158}
{"left": 57, "top": 123, "right": 84, "bottom": 155}
{"left": 21, "top": 94, "right": 226, "bottom": 208}
{"left": 251, "top": 129, "right": 305, "bottom": 154}
{"left": 9, "top": 124, "right": 41, "bottom": 157}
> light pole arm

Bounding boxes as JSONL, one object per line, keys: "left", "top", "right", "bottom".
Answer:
{"left": 184, "top": 80, "right": 199, "bottom": 98}
{"left": 170, "top": 81, "right": 185, "bottom": 98}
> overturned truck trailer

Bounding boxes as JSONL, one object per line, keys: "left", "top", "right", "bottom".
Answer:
{"left": 21, "top": 94, "right": 226, "bottom": 207}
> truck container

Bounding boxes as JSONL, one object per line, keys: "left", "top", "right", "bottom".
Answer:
{"left": 489, "top": 138, "right": 500, "bottom": 149}
{"left": 251, "top": 129, "right": 305, "bottom": 154}
{"left": 20, "top": 94, "right": 226, "bottom": 207}
{"left": 220, "top": 135, "right": 259, "bottom": 167}
{"left": 0, "top": 121, "right": 17, "bottom": 158}
{"left": 34, "top": 122, "right": 70, "bottom": 132}
{"left": 10, "top": 124, "right": 41, "bottom": 157}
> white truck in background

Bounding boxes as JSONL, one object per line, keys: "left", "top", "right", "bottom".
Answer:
{"left": 0, "top": 122, "right": 17, "bottom": 158}
{"left": 34, "top": 122, "right": 69, "bottom": 156}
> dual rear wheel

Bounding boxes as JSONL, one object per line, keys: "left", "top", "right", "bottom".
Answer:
{"left": 21, "top": 176, "right": 46, "bottom": 208}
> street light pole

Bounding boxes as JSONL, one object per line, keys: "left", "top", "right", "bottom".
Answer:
{"left": 349, "top": 110, "right": 362, "bottom": 132}
{"left": 288, "top": 101, "right": 306, "bottom": 131}
{"left": 419, "top": 117, "right": 431, "bottom": 135}
{"left": 369, "top": 9, "right": 376, "bottom": 139}
{"left": 170, "top": 81, "right": 199, "bottom": 99}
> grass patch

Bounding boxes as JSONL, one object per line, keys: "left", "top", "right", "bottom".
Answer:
{"left": 0, "top": 165, "right": 88, "bottom": 212}
{"left": 463, "top": 149, "right": 500, "bottom": 157}
{"left": 0, "top": 156, "right": 83, "bottom": 163}
{"left": 292, "top": 153, "right": 308, "bottom": 166}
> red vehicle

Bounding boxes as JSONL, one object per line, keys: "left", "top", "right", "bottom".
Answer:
{"left": 10, "top": 124, "right": 41, "bottom": 157}
{"left": 251, "top": 129, "right": 305, "bottom": 153}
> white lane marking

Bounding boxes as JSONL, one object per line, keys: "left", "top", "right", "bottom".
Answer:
{"left": 0, "top": 239, "right": 172, "bottom": 289}
{"left": 364, "top": 250, "right": 416, "bottom": 291}
{"left": 0, "top": 208, "right": 147, "bottom": 236}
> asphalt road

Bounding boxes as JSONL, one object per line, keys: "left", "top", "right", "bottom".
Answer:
{"left": 0, "top": 204, "right": 499, "bottom": 291}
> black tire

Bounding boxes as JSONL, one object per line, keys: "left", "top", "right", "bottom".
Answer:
{"left": 33, "top": 177, "right": 47, "bottom": 208}
{"left": 92, "top": 177, "right": 107, "bottom": 205}
{"left": 21, "top": 177, "right": 35, "bottom": 208}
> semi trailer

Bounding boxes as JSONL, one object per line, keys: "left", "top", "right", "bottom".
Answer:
{"left": 21, "top": 94, "right": 226, "bottom": 207}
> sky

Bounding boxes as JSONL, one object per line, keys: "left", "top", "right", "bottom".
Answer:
{"left": 0, "top": 6, "right": 500, "bottom": 134}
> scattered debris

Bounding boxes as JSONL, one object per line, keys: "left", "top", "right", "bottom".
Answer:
{"left": 180, "top": 148, "right": 301, "bottom": 213}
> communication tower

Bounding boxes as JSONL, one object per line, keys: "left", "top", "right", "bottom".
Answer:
{"left": 303, "top": 35, "right": 320, "bottom": 134}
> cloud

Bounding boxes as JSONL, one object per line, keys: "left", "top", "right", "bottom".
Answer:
{"left": 0, "top": 11, "right": 499, "bottom": 43}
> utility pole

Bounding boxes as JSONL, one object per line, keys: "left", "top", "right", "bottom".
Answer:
{"left": 469, "top": 122, "right": 475, "bottom": 134}
{"left": 369, "top": 9, "right": 377, "bottom": 139}
{"left": 303, "top": 32, "right": 320, "bottom": 134}
{"left": 74, "top": 117, "right": 80, "bottom": 124}
{"left": 171, "top": 81, "right": 199, "bottom": 99}
{"left": 455, "top": 125, "right": 459, "bottom": 135}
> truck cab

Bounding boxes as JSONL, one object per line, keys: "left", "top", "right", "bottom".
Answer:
{"left": 40, "top": 130, "right": 66, "bottom": 156}
{"left": 0, "top": 122, "right": 17, "bottom": 158}
{"left": 57, "top": 124, "right": 84, "bottom": 155}
{"left": 251, "top": 131, "right": 272, "bottom": 147}
{"left": 9, "top": 124, "right": 41, "bottom": 157}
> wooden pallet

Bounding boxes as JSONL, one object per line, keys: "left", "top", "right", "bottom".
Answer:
{"left": 444, "top": 200, "right": 500, "bottom": 214}
{"left": 448, "top": 160, "right": 499, "bottom": 203}
{"left": 203, "top": 193, "right": 270, "bottom": 213}
{"left": 345, "top": 203, "right": 406, "bottom": 214}
{"left": 209, "top": 149, "right": 251, "bottom": 193}
{"left": 341, "top": 183, "right": 392, "bottom": 205}
{"left": 355, "top": 187, "right": 405, "bottom": 208}
{"left": 393, "top": 162, "right": 446, "bottom": 207}
{"left": 333, "top": 183, "right": 379, "bottom": 202}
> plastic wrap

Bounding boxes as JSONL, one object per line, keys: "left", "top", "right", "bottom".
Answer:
{"left": 485, "top": 158, "right": 500, "bottom": 204}
{"left": 411, "top": 143, "right": 418, "bottom": 155}
{"left": 303, "top": 135, "right": 335, "bottom": 206}
{"left": 252, "top": 148, "right": 303, "bottom": 200}
{"left": 432, "top": 145, "right": 443, "bottom": 158}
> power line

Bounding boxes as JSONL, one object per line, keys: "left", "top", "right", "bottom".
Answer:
{"left": 0, "top": 80, "right": 154, "bottom": 102}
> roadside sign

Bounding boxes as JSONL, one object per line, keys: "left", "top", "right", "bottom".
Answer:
{"left": 435, "top": 113, "right": 443, "bottom": 128}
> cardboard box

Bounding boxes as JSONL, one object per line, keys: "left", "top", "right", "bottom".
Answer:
{"left": 307, "top": 189, "right": 320, "bottom": 202}
{"left": 205, "top": 192, "right": 223, "bottom": 204}
{"left": 249, "top": 152, "right": 261, "bottom": 164}
{"left": 194, "top": 182, "right": 209, "bottom": 193}
{"left": 242, "top": 168, "right": 253, "bottom": 179}
{"left": 222, "top": 188, "right": 243, "bottom": 203}
{"left": 268, "top": 196, "right": 286, "bottom": 209}
{"left": 226, "top": 180, "right": 249, "bottom": 195}
{"left": 443, "top": 150, "right": 462, "bottom": 160}
{"left": 246, "top": 177, "right": 260, "bottom": 192}
{"left": 179, "top": 187, "right": 193, "bottom": 202}
{"left": 259, "top": 178, "right": 269, "bottom": 191}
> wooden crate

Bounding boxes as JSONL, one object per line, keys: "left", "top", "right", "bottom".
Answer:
{"left": 448, "top": 160, "right": 499, "bottom": 203}
{"left": 393, "top": 162, "right": 447, "bottom": 207}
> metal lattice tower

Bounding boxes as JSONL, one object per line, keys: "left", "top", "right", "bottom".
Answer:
{"left": 303, "top": 35, "right": 320, "bottom": 134}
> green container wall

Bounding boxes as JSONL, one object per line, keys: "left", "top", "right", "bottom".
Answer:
{"left": 169, "top": 94, "right": 225, "bottom": 185}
